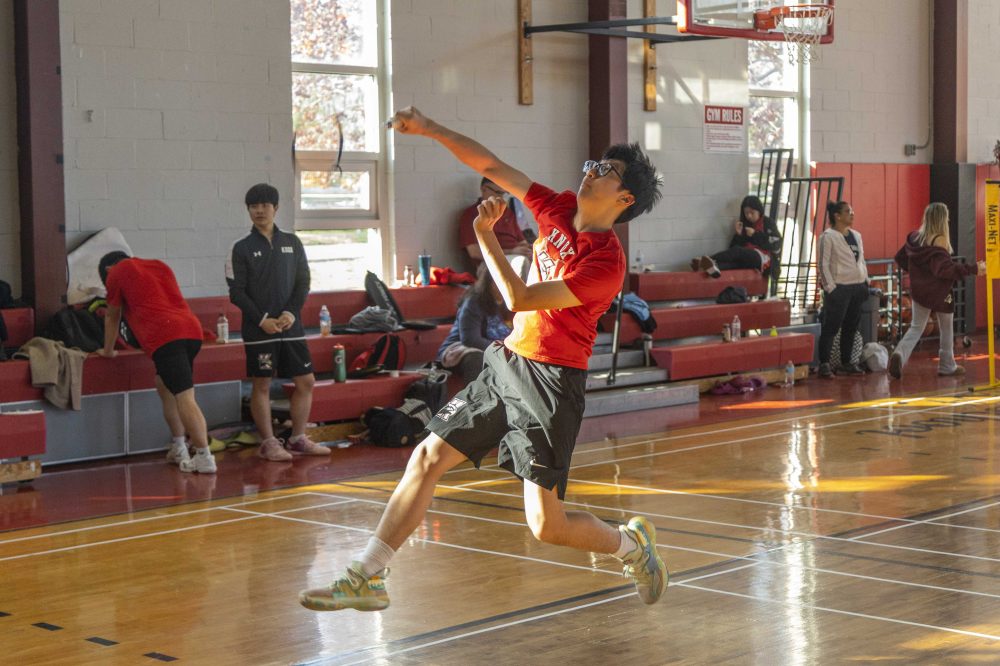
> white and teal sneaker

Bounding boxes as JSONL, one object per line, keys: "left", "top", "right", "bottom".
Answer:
{"left": 620, "top": 516, "right": 668, "bottom": 604}
{"left": 299, "top": 562, "right": 390, "bottom": 612}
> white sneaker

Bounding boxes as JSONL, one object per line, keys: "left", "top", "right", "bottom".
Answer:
{"left": 166, "top": 441, "right": 191, "bottom": 465}
{"left": 180, "top": 449, "right": 217, "bottom": 474}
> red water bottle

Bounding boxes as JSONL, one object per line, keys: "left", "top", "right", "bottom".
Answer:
{"left": 333, "top": 344, "right": 346, "bottom": 382}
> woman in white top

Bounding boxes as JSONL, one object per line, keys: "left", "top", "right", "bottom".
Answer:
{"left": 816, "top": 201, "right": 869, "bottom": 378}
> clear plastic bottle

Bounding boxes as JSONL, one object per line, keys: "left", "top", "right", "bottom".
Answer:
{"left": 319, "top": 305, "right": 332, "bottom": 337}
{"left": 216, "top": 313, "right": 229, "bottom": 344}
{"left": 634, "top": 249, "right": 644, "bottom": 272}
{"left": 731, "top": 314, "right": 741, "bottom": 341}
{"left": 785, "top": 360, "right": 796, "bottom": 386}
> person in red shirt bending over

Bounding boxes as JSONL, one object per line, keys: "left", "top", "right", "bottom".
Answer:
{"left": 300, "top": 106, "right": 666, "bottom": 613}
{"left": 98, "top": 252, "right": 216, "bottom": 474}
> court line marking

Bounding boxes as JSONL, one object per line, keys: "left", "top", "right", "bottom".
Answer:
{"left": 308, "top": 491, "right": 1000, "bottom": 602}
{"left": 467, "top": 387, "right": 1000, "bottom": 472}
{"left": 0, "top": 491, "right": 315, "bottom": 546}
{"left": 0, "top": 500, "right": 354, "bottom": 561}
{"left": 429, "top": 484, "right": 1000, "bottom": 565}
{"left": 851, "top": 499, "right": 1000, "bottom": 541}
{"left": 677, "top": 583, "right": 1000, "bottom": 642}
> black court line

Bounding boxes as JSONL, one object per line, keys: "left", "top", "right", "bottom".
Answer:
{"left": 32, "top": 622, "right": 62, "bottom": 631}
{"left": 144, "top": 652, "right": 178, "bottom": 662}
{"left": 809, "top": 547, "right": 1000, "bottom": 581}
{"left": 85, "top": 636, "right": 118, "bottom": 646}
{"left": 857, "top": 446, "right": 881, "bottom": 451}
{"left": 962, "top": 456, "right": 987, "bottom": 461}
{"left": 298, "top": 582, "right": 635, "bottom": 665}
{"left": 910, "top": 451, "right": 933, "bottom": 456}
{"left": 0, "top": 611, "right": 9, "bottom": 617}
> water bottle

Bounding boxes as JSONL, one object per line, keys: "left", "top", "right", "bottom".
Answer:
{"left": 333, "top": 344, "right": 346, "bottom": 382}
{"left": 785, "top": 360, "right": 795, "bottom": 386}
{"left": 319, "top": 305, "right": 332, "bottom": 337}
{"left": 216, "top": 313, "right": 229, "bottom": 344}
{"left": 633, "top": 249, "right": 644, "bottom": 272}
{"left": 731, "top": 315, "right": 741, "bottom": 341}
{"left": 770, "top": 325, "right": 778, "bottom": 337}
{"left": 641, "top": 333, "right": 653, "bottom": 366}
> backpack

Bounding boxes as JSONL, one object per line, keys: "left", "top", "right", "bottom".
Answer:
{"left": 350, "top": 333, "right": 406, "bottom": 371}
{"left": 362, "top": 399, "right": 432, "bottom": 448}
{"left": 404, "top": 369, "right": 450, "bottom": 413}
{"left": 364, "top": 271, "right": 437, "bottom": 331}
{"left": 0, "top": 280, "right": 15, "bottom": 308}
{"left": 716, "top": 286, "right": 749, "bottom": 304}
{"left": 42, "top": 307, "right": 104, "bottom": 352}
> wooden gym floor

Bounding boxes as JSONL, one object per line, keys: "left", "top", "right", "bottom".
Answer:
{"left": 3, "top": 364, "right": 1000, "bottom": 664}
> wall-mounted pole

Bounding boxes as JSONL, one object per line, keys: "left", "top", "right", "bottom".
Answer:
{"left": 518, "top": 0, "right": 533, "bottom": 105}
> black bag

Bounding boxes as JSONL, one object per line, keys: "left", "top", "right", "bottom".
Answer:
{"left": 42, "top": 307, "right": 104, "bottom": 352}
{"left": 364, "top": 271, "right": 437, "bottom": 331}
{"left": 405, "top": 370, "right": 450, "bottom": 413}
{"left": 0, "top": 280, "right": 15, "bottom": 308}
{"left": 716, "top": 286, "right": 749, "bottom": 304}
{"left": 350, "top": 333, "right": 406, "bottom": 371}
{"left": 363, "top": 407, "right": 422, "bottom": 447}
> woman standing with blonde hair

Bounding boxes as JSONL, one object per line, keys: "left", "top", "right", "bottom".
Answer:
{"left": 890, "top": 202, "right": 986, "bottom": 378}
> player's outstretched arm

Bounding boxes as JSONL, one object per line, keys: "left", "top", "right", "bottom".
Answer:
{"left": 389, "top": 106, "right": 532, "bottom": 201}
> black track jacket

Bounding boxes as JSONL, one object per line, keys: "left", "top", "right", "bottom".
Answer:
{"left": 226, "top": 225, "right": 310, "bottom": 343}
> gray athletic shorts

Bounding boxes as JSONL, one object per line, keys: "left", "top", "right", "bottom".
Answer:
{"left": 429, "top": 342, "right": 586, "bottom": 499}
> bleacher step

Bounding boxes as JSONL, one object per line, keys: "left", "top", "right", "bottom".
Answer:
{"left": 586, "top": 366, "right": 669, "bottom": 390}
{"left": 588, "top": 349, "right": 645, "bottom": 371}
{"left": 583, "top": 383, "right": 698, "bottom": 418}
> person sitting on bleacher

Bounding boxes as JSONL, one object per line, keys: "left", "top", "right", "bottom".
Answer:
{"left": 692, "top": 195, "right": 782, "bottom": 278}
{"left": 227, "top": 183, "right": 328, "bottom": 462}
{"left": 459, "top": 178, "right": 534, "bottom": 277}
{"left": 97, "top": 252, "right": 217, "bottom": 474}
{"left": 435, "top": 264, "right": 513, "bottom": 382}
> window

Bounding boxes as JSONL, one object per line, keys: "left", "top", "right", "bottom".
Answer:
{"left": 290, "top": 0, "right": 389, "bottom": 289}
{"left": 747, "top": 40, "right": 800, "bottom": 194}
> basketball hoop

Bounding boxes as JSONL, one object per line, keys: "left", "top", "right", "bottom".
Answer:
{"left": 755, "top": 4, "right": 834, "bottom": 65}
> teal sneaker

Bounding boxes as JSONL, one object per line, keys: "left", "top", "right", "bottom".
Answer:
{"left": 620, "top": 516, "right": 668, "bottom": 604}
{"left": 299, "top": 562, "right": 390, "bottom": 612}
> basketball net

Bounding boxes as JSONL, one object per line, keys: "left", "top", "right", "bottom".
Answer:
{"left": 773, "top": 5, "right": 833, "bottom": 65}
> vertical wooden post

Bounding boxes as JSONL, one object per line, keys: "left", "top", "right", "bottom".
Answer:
{"left": 518, "top": 0, "right": 533, "bottom": 105}
{"left": 643, "top": 0, "right": 656, "bottom": 111}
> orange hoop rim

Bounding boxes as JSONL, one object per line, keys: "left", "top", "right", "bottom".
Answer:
{"left": 754, "top": 4, "right": 834, "bottom": 32}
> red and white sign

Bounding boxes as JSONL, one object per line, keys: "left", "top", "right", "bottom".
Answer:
{"left": 704, "top": 105, "right": 745, "bottom": 153}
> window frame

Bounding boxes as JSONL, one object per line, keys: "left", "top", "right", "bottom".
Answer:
{"left": 747, "top": 41, "right": 807, "bottom": 181}
{"left": 290, "top": 0, "right": 390, "bottom": 232}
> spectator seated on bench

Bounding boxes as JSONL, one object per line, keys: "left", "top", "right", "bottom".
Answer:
{"left": 435, "top": 265, "right": 512, "bottom": 383}
{"left": 692, "top": 195, "right": 782, "bottom": 280}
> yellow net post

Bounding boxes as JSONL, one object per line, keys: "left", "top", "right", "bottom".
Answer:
{"left": 985, "top": 180, "right": 1000, "bottom": 387}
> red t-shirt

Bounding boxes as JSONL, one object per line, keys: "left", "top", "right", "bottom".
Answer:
{"left": 504, "top": 183, "right": 625, "bottom": 369}
{"left": 458, "top": 199, "right": 525, "bottom": 251}
{"left": 105, "top": 258, "right": 204, "bottom": 355}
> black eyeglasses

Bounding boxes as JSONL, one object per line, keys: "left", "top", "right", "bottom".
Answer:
{"left": 582, "top": 160, "right": 624, "bottom": 183}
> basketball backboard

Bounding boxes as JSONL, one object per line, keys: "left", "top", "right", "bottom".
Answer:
{"left": 676, "top": 0, "right": 834, "bottom": 44}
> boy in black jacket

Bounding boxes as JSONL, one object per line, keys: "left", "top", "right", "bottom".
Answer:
{"left": 226, "top": 184, "right": 327, "bottom": 461}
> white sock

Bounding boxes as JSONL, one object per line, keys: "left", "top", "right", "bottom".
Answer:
{"left": 289, "top": 433, "right": 305, "bottom": 444}
{"left": 614, "top": 528, "right": 639, "bottom": 560}
{"left": 172, "top": 436, "right": 187, "bottom": 447}
{"left": 356, "top": 537, "right": 395, "bottom": 577}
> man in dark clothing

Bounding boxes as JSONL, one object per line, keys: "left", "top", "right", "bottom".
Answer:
{"left": 226, "top": 184, "right": 327, "bottom": 461}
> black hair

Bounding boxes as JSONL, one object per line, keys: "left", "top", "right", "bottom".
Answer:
{"left": 600, "top": 143, "right": 662, "bottom": 225}
{"left": 826, "top": 200, "right": 849, "bottom": 226}
{"left": 739, "top": 195, "right": 766, "bottom": 227}
{"left": 245, "top": 183, "right": 279, "bottom": 208}
{"left": 480, "top": 177, "right": 495, "bottom": 188}
{"left": 98, "top": 251, "right": 131, "bottom": 286}
{"left": 462, "top": 264, "right": 508, "bottom": 320}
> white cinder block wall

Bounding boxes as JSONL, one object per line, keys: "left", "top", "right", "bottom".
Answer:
{"left": 968, "top": 0, "right": 1000, "bottom": 163}
{"left": 389, "top": 0, "right": 590, "bottom": 276}
{"left": 0, "top": 0, "right": 20, "bottom": 297}
{"left": 626, "top": 0, "right": 749, "bottom": 270}
{"left": 809, "top": 0, "right": 932, "bottom": 163}
{"left": 59, "top": 0, "right": 294, "bottom": 297}
{"left": 1, "top": 1, "right": 988, "bottom": 299}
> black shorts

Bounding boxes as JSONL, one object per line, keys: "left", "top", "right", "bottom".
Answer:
{"left": 429, "top": 342, "right": 586, "bottom": 499}
{"left": 152, "top": 338, "right": 202, "bottom": 395}
{"left": 244, "top": 338, "right": 313, "bottom": 378}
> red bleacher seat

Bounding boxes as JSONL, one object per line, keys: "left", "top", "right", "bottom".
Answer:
{"left": 283, "top": 372, "right": 423, "bottom": 422}
{"left": 630, "top": 270, "right": 768, "bottom": 301}
{"left": 0, "top": 410, "right": 46, "bottom": 459}
{"left": 649, "top": 333, "right": 814, "bottom": 380}
{"left": 600, "top": 300, "right": 790, "bottom": 344}
{"left": 1, "top": 308, "right": 35, "bottom": 348}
